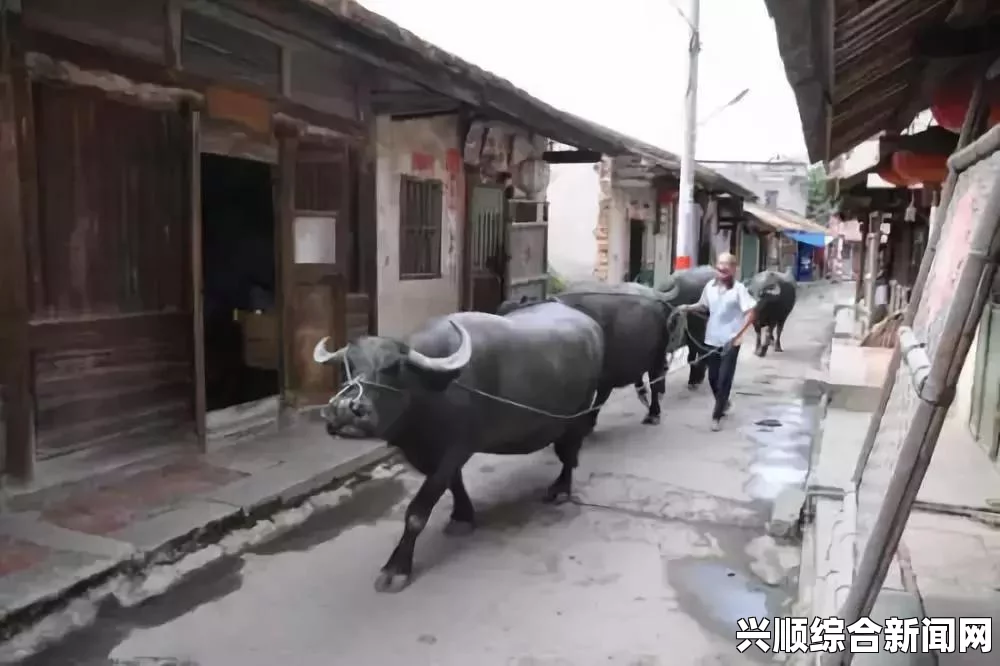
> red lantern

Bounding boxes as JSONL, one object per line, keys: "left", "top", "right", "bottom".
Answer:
{"left": 930, "top": 78, "right": 1000, "bottom": 133}
{"left": 876, "top": 163, "right": 910, "bottom": 188}
{"left": 891, "top": 151, "right": 948, "bottom": 186}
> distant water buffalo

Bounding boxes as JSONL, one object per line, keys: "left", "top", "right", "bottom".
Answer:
{"left": 498, "top": 281, "right": 685, "bottom": 427}
{"left": 655, "top": 265, "right": 717, "bottom": 388}
{"left": 314, "top": 302, "right": 603, "bottom": 593}
{"left": 748, "top": 270, "right": 797, "bottom": 356}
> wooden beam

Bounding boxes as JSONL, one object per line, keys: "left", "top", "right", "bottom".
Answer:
{"left": 24, "top": 51, "right": 203, "bottom": 110}
{"left": 542, "top": 149, "right": 602, "bottom": 164}
{"left": 371, "top": 89, "right": 458, "bottom": 115}
{"left": 215, "top": 0, "right": 482, "bottom": 107}
{"left": 0, "top": 67, "right": 34, "bottom": 480}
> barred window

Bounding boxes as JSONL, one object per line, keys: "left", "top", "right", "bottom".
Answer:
{"left": 399, "top": 176, "right": 443, "bottom": 279}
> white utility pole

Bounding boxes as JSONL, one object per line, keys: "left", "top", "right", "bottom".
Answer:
{"left": 676, "top": 0, "right": 701, "bottom": 271}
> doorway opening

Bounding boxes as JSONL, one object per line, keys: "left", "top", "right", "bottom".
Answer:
{"left": 201, "top": 153, "right": 279, "bottom": 414}
{"left": 628, "top": 218, "right": 646, "bottom": 282}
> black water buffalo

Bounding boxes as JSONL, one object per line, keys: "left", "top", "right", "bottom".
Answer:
{"left": 498, "top": 282, "right": 685, "bottom": 427}
{"left": 313, "top": 303, "right": 603, "bottom": 593}
{"left": 747, "top": 270, "right": 797, "bottom": 356}
{"left": 656, "top": 265, "right": 717, "bottom": 388}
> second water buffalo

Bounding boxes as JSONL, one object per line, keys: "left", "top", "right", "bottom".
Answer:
{"left": 656, "top": 265, "right": 717, "bottom": 388}
{"left": 747, "top": 269, "right": 797, "bottom": 356}
{"left": 498, "top": 281, "right": 685, "bottom": 427}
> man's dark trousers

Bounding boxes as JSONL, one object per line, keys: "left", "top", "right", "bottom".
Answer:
{"left": 705, "top": 344, "right": 741, "bottom": 421}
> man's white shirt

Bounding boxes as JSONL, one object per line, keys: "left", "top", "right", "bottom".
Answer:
{"left": 697, "top": 279, "right": 758, "bottom": 347}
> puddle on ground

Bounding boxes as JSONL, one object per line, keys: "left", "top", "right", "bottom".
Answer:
{"left": 668, "top": 559, "right": 771, "bottom": 631}
{"left": 743, "top": 401, "right": 814, "bottom": 501}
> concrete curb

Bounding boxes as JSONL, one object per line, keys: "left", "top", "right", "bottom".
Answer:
{"left": 0, "top": 445, "right": 398, "bottom": 649}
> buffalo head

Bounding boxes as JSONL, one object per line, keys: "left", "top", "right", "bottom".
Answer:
{"left": 313, "top": 320, "right": 472, "bottom": 439}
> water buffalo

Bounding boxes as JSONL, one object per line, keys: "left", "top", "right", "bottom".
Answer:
{"left": 656, "top": 265, "right": 717, "bottom": 388}
{"left": 747, "top": 270, "right": 797, "bottom": 356}
{"left": 498, "top": 282, "right": 685, "bottom": 427}
{"left": 313, "top": 302, "right": 603, "bottom": 593}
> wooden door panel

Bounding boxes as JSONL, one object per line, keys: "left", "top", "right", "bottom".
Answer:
{"left": 505, "top": 199, "right": 549, "bottom": 302}
{"left": 468, "top": 184, "right": 505, "bottom": 312}
{"left": 29, "top": 84, "right": 195, "bottom": 458}
{"left": 291, "top": 280, "right": 343, "bottom": 399}
{"left": 280, "top": 136, "right": 350, "bottom": 407}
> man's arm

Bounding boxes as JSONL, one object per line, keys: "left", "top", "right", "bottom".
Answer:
{"left": 737, "top": 283, "right": 758, "bottom": 326}
{"left": 683, "top": 284, "right": 711, "bottom": 315}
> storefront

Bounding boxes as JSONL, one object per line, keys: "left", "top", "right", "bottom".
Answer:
{"left": 0, "top": 3, "right": 376, "bottom": 479}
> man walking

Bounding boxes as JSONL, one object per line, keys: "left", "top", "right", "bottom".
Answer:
{"left": 678, "top": 253, "right": 757, "bottom": 431}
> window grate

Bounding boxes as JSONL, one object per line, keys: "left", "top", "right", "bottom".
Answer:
{"left": 399, "top": 176, "right": 443, "bottom": 279}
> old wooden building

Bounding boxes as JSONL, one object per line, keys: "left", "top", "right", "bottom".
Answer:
{"left": 0, "top": 1, "right": 396, "bottom": 480}
{"left": 0, "top": 1, "right": 751, "bottom": 483}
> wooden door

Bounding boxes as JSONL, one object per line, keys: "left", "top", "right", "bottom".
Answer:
{"left": 505, "top": 198, "right": 549, "bottom": 301}
{"left": 467, "top": 182, "right": 506, "bottom": 312}
{"left": 28, "top": 84, "right": 195, "bottom": 458}
{"left": 740, "top": 232, "right": 760, "bottom": 281}
{"left": 278, "top": 136, "right": 350, "bottom": 407}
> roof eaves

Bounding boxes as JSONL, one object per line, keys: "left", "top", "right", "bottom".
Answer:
{"left": 744, "top": 201, "right": 808, "bottom": 233}
{"left": 303, "top": 1, "right": 756, "bottom": 200}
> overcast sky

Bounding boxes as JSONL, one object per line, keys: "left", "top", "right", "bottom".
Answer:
{"left": 359, "top": 0, "right": 808, "bottom": 163}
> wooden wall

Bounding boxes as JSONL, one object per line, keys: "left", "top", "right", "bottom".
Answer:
{"left": 29, "top": 84, "right": 193, "bottom": 457}
{"left": 2, "top": 0, "right": 381, "bottom": 471}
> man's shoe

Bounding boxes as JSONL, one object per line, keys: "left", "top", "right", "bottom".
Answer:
{"left": 711, "top": 419, "right": 722, "bottom": 432}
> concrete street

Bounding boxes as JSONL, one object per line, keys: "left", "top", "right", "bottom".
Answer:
{"left": 23, "top": 284, "right": 841, "bottom": 666}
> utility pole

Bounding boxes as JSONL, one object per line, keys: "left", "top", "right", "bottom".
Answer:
{"left": 675, "top": 0, "right": 700, "bottom": 271}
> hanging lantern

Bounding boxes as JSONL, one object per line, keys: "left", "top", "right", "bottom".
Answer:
{"left": 891, "top": 151, "right": 948, "bottom": 186}
{"left": 930, "top": 78, "right": 1000, "bottom": 133}
{"left": 513, "top": 157, "right": 550, "bottom": 198}
{"left": 875, "top": 162, "right": 910, "bottom": 188}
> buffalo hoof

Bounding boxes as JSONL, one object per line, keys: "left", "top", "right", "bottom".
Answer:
{"left": 774, "top": 344, "right": 783, "bottom": 353}
{"left": 325, "top": 423, "right": 337, "bottom": 437}
{"left": 374, "top": 569, "right": 412, "bottom": 594}
{"left": 642, "top": 414, "right": 660, "bottom": 426}
{"left": 543, "top": 487, "right": 572, "bottom": 505}
{"left": 444, "top": 519, "right": 475, "bottom": 536}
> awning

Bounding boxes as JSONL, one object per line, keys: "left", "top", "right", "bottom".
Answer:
{"left": 782, "top": 231, "right": 832, "bottom": 248}
{"left": 743, "top": 201, "right": 807, "bottom": 233}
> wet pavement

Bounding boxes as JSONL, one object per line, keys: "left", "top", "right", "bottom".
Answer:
{"left": 20, "top": 283, "right": 845, "bottom": 666}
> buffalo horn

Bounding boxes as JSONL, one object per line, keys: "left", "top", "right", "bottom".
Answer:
{"left": 659, "top": 281, "right": 681, "bottom": 302}
{"left": 407, "top": 321, "right": 472, "bottom": 373}
{"left": 313, "top": 337, "right": 347, "bottom": 364}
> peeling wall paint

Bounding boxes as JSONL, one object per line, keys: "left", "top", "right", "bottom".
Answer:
{"left": 375, "top": 116, "right": 464, "bottom": 338}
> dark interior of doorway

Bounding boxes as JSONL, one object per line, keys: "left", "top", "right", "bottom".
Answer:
{"left": 628, "top": 218, "right": 645, "bottom": 282}
{"left": 201, "top": 154, "right": 278, "bottom": 412}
